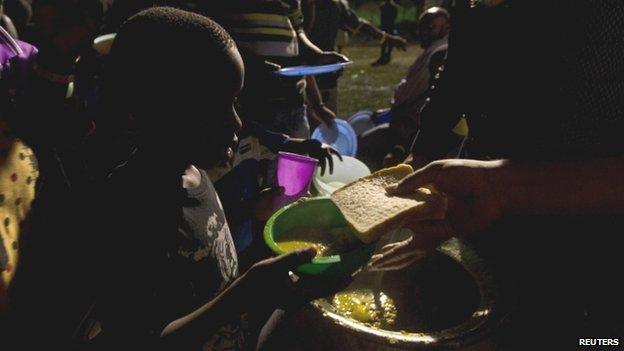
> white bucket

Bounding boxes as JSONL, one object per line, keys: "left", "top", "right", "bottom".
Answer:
{"left": 313, "top": 155, "right": 371, "bottom": 196}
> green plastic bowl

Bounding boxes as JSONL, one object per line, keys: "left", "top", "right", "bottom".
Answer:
{"left": 264, "top": 197, "right": 376, "bottom": 276}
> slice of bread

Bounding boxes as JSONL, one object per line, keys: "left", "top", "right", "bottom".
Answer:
{"left": 330, "top": 164, "right": 447, "bottom": 243}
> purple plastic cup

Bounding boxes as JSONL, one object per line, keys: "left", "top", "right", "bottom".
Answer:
{"left": 276, "top": 152, "right": 318, "bottom": 196}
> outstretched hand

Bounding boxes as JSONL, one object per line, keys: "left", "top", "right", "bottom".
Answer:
{"left": 369, "top": 159, "right": 505, "bottom": 271}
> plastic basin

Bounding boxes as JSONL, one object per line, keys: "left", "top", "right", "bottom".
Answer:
{"left": 313, "top": 155, "right": 371, "bottom": 196}
{"left": 312, "top": 119, "right": 358, "bottom": 157}
{"left": 264, "top": 197, "right": 375, "bottom": 277}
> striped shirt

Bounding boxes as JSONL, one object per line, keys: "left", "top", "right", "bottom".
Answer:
{"left": 207, "top": 0, "right": 303, "bottom": 58}
{"left": 202, "top": 1, "right": 307, "bottom": 117}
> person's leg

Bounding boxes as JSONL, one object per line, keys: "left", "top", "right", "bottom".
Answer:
{"left": 385, "top": 41, "right": 393, "bottom": 63}
{"left": 372, "top": 44, "right": 386, "bottom": 66}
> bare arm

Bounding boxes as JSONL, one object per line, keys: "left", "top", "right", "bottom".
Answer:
{"left": 297, "top": 28, "right": 348, "bottom": 64}
{"left": 160, "top": 249, "right": 316, "bottom": 348}
{"left": 492, "top": 157, "right": 624, "bottom": 216}
{"left": 390, "top": 157, "right": 624, "bottom": 220}
{"left": 160, "top": 271, "right": 250, "bottom": 347}
{"left": 370, "top": 157, "right": 624, "bottom": 271}
{"left": 350, "top": 20, "right": 406, "bottom": 50}
{"left": 305, "top": 75, "right": 336, "bottom": 126}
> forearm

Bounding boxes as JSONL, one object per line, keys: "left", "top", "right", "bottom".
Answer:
{"left": 490, "top": 157, "right": 624, "bottom": 216}
{"left": 305, "top": 76, "right": 324, "bottom": 109}
{"left": 160, "top": 273, "right": 250, "bottom": 348}
{"left": 297, "top": 29, "right": 324, "bottom": 60}
{"left": 358, "top": 20, "right": 385, "bottom": 41}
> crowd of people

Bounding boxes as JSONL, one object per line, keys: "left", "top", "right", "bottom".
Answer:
{"left": 0, "top": 1, "right": 406, "bottom": 349}
{"left": 0, "top": 0, "right": 623, "bottom": 350}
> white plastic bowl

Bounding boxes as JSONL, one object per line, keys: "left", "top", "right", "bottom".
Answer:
{"left": 313, "top": 155, "right": 371, "bottom": 196}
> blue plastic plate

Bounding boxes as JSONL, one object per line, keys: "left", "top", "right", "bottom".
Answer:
{"left": 312, "top": 119, "right": 358, "bottom": 157}
{"left": 275, "top": 62, "right": 353, "bottom": 77}
{"left": 347, "top": 110, "right": 375, "bottom": 136}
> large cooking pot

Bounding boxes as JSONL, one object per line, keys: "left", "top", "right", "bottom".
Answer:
{"left": 287, "top": 235, "right": 506, "bottom": 351}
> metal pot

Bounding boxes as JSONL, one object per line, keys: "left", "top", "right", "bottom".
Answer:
{"left": 288, "top": 235, "right": 505, "bottom": 351}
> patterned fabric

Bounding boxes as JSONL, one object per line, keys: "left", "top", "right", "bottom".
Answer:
{"left": 0, "top": 119, "right": 38, "bottom": 308}
{"left": 209, "top": 121, "right": 288, "bottom": 253}
{"left": 0, "top": 20, "right": 37, "bottom": 310}
{"left": 178, "top": 169, "right": 245, "bottom": 349}
{"left": 95, "top": 155, "right": 247, "bottom": 348}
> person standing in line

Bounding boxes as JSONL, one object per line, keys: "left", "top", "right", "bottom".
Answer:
{"left": 373, "top": 0, "right": 398, "bottom": 66}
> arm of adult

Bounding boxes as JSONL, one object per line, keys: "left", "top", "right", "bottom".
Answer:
{"left": 337, "top": 0, "right": 406, "bottom": 51}
{"left": 297, "top": 27, "right": 349, "bottom": 64}
{"left": 369, "top": 157, "right": 624, "bottom": 270}
{"left": 288, "top": 1, "right": 348, "bottom": 64}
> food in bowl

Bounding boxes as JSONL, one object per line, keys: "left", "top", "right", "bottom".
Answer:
{"left": 276, "top": 226, "right": 360, "bottom": 257}
{"left": 332, "top": 289, "right": 397, "bottom": 329}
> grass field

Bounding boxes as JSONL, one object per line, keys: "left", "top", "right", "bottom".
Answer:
{"left": 336, "top": 43, "right": 423, "bottom": 118}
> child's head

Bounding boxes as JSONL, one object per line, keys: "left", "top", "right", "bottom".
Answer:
{"left": 103, "top": 6, "right": 243, "bottom": 169}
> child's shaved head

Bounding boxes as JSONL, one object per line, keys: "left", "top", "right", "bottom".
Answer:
{"left": 105, "top": 7, "right": 239, "bottom": 117}
{"left": 103, "top": 7, "right": 244, "bottom": 167}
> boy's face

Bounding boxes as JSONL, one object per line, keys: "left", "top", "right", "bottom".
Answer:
{"left": 189, "top": 46, "right": 244, "bottom": 169}
{"left": 419, "top": 16, "right": 450, "bottom": 48}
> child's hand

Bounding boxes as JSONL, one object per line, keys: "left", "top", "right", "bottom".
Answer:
{"left": 304, "top": 140, "right": 342, "bottom": 176}
{"left": 240, "top": 248, "right": 315, "bottom": 309}
{"left": 253, "top": 186, "right": 285, "bottom": 221}
{"left": 311, "top": 103, "right": 336, "bottom": 127}
{"left": 313, "top": 51, "right": 350, "bottom": 65}
{"left": 239, "top": 48, "right": 281, "bottom": 75}
{"left": 242, "top": 248, "right": 352, "bottom": 310}
{"left": 262, "top": 60, "right": 282, "bottom": 72}
{"left": 283, "top": 139, "right": 342, "bottom": 176}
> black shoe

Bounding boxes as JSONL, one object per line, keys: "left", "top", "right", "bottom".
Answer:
{"left": 371, "top": 58, "right": 386, "bottom": 66}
